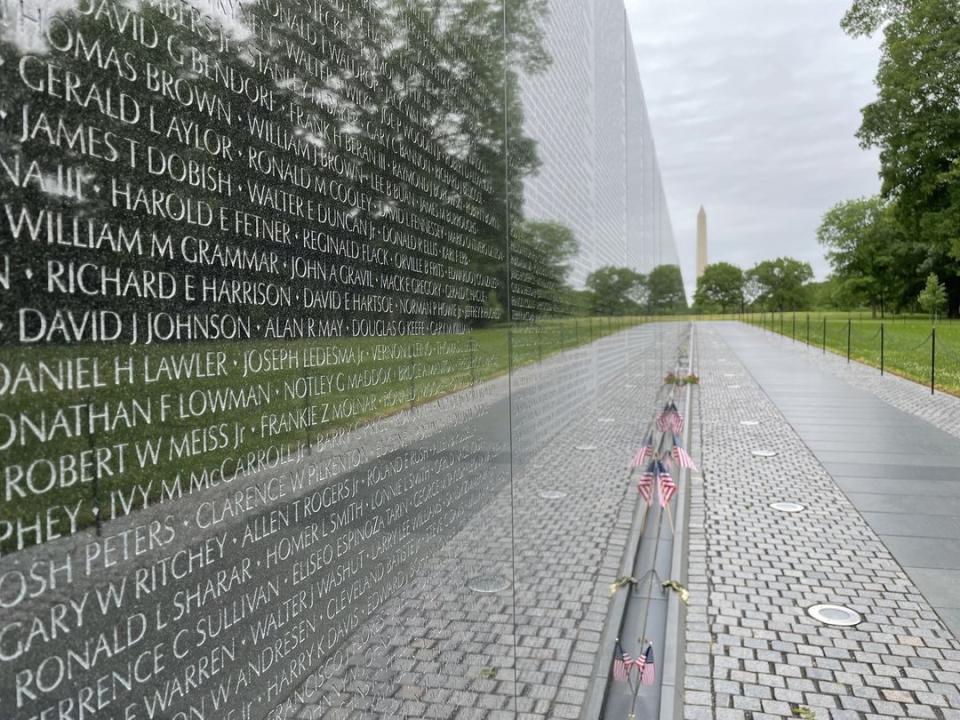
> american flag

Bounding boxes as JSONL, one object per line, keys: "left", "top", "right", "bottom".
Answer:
{"left": 656, "top": 405, "right": 674, "bottom": 432}
{"left": 658, "top": 462, "right": 677, "bottom": 508}
{"left": 657, "top": 402, "right": 685, "bottom": 434}
{"left": 640, "top": 644, "right": 655, "bottom": 686}
{"left": 633, "top": 645, "right": 646, "bottom": 677}
{"left": 672, "top": 435, "right": 697, "bottom": 470}
{"left": 630, "top": 434, "right": 654, "bottom": 469}
{"left": 638, "top": 461, "right": 655, "bottom": 506}
{"left": 612, "top": 641, "right": 632, "bottom": 682}
{"left": 668, "top": 402, "right": 684, "bottom": 433}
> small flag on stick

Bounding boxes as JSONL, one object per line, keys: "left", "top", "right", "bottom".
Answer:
{"left": 657, "top": 462, "right": 677, "bottom": 508}
{"left": 640, "top": 643, "right": 656, "bottom": 685}
{"left": 638, "top": 462, "right": 655, "bottom": 506}
{"left": 656, "top": 402, "right": 685, "bottom": 434}
{"left": 656, "top": 405, "right": 673, "bottom": 432}
{"left": 671, "top": 435, "right": 697, "bottom": 470}
{"left": 669, "top": 402, "right": 684, "bottom": 433}
{"left": 630, "top": 434, "right": 654, "bottom": 469}
{"left": 612, "top": 641, "right": 633, "bottom": 682}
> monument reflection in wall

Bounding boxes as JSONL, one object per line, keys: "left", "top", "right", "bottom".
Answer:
{"left": 0, "top": 0, "right": 681, "bottom": 717}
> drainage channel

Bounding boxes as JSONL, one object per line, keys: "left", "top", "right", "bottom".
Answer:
{"left": 581, "top": 324, "right": 696, "bottom": 720}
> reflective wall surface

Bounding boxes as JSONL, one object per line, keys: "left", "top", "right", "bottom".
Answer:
{"left": 0, "top": 0, "right": 681, "bottom": 717}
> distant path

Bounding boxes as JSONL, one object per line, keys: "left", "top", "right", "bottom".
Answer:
{"left": 683, "top": 322, "right": 960, "bottom": 719}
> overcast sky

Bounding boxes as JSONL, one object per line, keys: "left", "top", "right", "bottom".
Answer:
{"left": 626, "top": 0, "right": 884, "bottom": 295}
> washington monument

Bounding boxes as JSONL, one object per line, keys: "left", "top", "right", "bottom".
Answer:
{"left": 696, "top": 206, "right": 708, "bottom": 279}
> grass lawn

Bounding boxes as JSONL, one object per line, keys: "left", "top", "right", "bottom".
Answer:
{"left": 740, "top": 311, "right": 960, "bottom": 394}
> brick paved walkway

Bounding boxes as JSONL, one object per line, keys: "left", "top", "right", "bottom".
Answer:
{"left": 684, "top": 323, "right": 960, "bottom": 720}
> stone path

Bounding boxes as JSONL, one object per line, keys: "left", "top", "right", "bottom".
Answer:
{"left": 732, "top": 323, "right": 960, "bottom": 634}
{"left": 684, "top": 322, "right": 960, "bottom": 720}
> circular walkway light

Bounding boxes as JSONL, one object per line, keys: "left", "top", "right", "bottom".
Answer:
{"left": 807, "top": 604, "right": 862, "bottom": 627}
{"left": 770, "top": 502, "right": 805, "bottom": 513}
{"left": 467, "top": 575, "right": 512, "bottom": 594}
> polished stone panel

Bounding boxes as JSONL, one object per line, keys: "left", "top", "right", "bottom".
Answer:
{"left": 0, "top": 0, "right": 681, "bottom": 716}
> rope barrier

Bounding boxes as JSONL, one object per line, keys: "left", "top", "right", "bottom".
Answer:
{"left": 862, "top": 325, "right": 883, "bottom": 341}
{"left": 901, "top": 330, "right": 934, "bottom": 353}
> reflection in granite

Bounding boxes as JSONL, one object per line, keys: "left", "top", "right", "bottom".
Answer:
{"left": 0, "top": 0, "right": 682, "bottom": 716}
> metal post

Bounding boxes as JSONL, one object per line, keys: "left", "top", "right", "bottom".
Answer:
{"left": 932, "top": 328, "right": 937, "bottom": 395}
{"left": 847, "top": 319, "right": 851, "bottom": 363}
{"left": 822, "top": 317, "right": 826, "bottom": 353}
{"left": 806, "top": 314, "right": 810, "bottom": 346}
{"left": 880, "top": 323, "right": 885, "bottom": 376}
{"left": 792, "top": 312, "right": 796, "bottom": 341}
{"left": 780, "top": 312, "right": 784, "bottom": 335}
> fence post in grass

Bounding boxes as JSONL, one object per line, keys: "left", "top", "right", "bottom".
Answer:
{"left": 806, "top": 314, "right": 810, "bottom": 346}
{"left": 880, "top": 323, "right": 885, "bottom": 376}
{"left": 538, "top": 324, "right": 543, "bottom": 363}
{"left": 560, "top": 321, "right": 565, "bottom": 351}
{"left": 847, "top": 319, "right": 851, "bottom": 363}
{"left": 780, "top": 312, "right": 784, "bottom": 335}
{"left": 822, "top": 317, "right": 827, "bottom": 353}
{"left": 793, "top": 312, "right": 796, "bottom": 341}
{"left": 931, "top": 327, "right": 937, "bottom": 395}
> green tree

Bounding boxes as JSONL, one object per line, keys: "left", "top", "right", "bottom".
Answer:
{"left": 693, "top": 262, "right": 744, "bottom": 313}
{"left": 844, "top": 0, "right": 960, "bottom": 313}
{"left": 745, "top": 258, "right": 814, "bottom": 311}
{"left": 841, "top": 0, "right": 908, "bottom": 36}
{"left": 816, "top": 197, "right": 919, "bottom": 316}
{"left": 807, "top": 279, "right": 852, "bottom": 310}
{"left": 585, "top": 266, "right": 647, "bottom": 315}
{"left": 646, "top": 265, "right": 688, "bottom": 315}
{"left": 919, "top": 273, "right": 948, "bottom": 323}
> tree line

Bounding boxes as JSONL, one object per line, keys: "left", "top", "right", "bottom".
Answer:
{"left": 691, "top": 258, "right": 817, "bottom": 314}
{"left": 582, "top": 264, "right": 688, "bottom": 316}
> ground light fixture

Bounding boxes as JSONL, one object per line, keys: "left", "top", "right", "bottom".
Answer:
{"left": 770, "top": 502, "right": 805, "bottom": 513}
{"left": 466, "top": 575, "right": 512, "bottom": 594}
{"left": 575, "top": 444, "right": 598, "bottom": 451}
{"left": 752, "top": 449, "right": 778, "bottom": 458}
{"left": 741, "top": 420, "right": 760, "bottom": 426}
{"left": 539, "top": 490, "right": 568, "bottom": 500}
{"left": 807, "top": 604, "right": 863, "bottom": 627}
